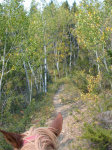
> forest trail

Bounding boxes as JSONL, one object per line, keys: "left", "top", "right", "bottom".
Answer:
{"left": 53, "top": 84, "right": 76, "bottom": 150}
{"left": 47, "top": 84, "right": 92, "bottom": 150}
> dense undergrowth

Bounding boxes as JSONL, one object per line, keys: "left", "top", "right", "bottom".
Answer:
{"left": 0, "top": 80, "right": 63, "bottom": 150}
{"left": 55, "top": 71, "right": 112, "bottom": 150}
{"left": 0, "top": 0, "right": 112, "bottom": 149}
{"left": 0, "top": 70, "right": 112, "bottom": 150}
{"left": 72, "top": 71, "right": 112, "bottom": 150}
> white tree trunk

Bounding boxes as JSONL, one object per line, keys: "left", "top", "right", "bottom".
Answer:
{"left": 44, "top": 44, "right": 47, "bottom": 93}
{"left": 28, "top": 62, "right": 38, "bottom": 92}
{"left": 95, "top": 50, "right": 100, "bottom": 74}
{"left": 95, "top": 50, "right": 101, "bottom": 88}
{"left": 23, "top": 61, "right": 31, "bottom": 102}
{"left": 69, "top": 34, "right": 72, "bottom": 71}
{"left": 54, "top": 41, "right": 60, "bottom": 78}
{"left": 40, "top": 66, "right": 43, "bottom": 92}
{"left": 30, "top": 75, "right": 32, "bottom": 102}
{"left": 0, "top": 37, "right": 6, "bottom": 100}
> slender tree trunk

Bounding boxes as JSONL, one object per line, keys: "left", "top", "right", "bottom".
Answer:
{"left": 28, "top": 62, "right": 38, "bottom": 93}
{"left": 30, "top": 75, "right": 32, "bottom": 102}
{"left": 95, "top": 50, "right": 100, "bottom": 74}
{"left": 54, "top": 41, "right": 60, "bottom": 78}
{"left": 65, "top": 57, "right": 68, "bottom": 77}
{"left": 74, "top": 53, "right": 76, "bottom": 66}
{"left": 57, "top": 50, "right": 60, "bottom": 78}
{"left": 102, "top": 44, "right": 109, "bottom": 72}
{"left": 23, "top": 61, "right": 31, "bottom": 102}
{"left": 53, "top": 42, "right": 56, "bottom": 81}
{"left": 63, "top": 62, "right": 64, "bottom": 76}
{"left": 95, "top": 50, "right": 101, "bottom": 88}
{"left": 54, "top": 69, "right": 56, "bottom": 81}
{"left": 39, "top": 67, "right": 42, "bottom": 92}
{"left": 102, "top": 44, "right": 112, "bottom": 88}
{"left": 0, "top": 37, "right": 6, "bottom": 100}
{"left": 110, "top": 32, "right": 112, "bottom": 88}
{"left": 44, "top": 44, "right": 47, "bottom": 93}
{"left": 69, "top": 34, "right": 72, "bottom": 71}
{"left": 40, "top": 65, "right": 44, "bottom": 93}
{"left": 43, "top": 79, "right": 45, "bottom": 93}
{"left": 56, "top": 50, "right": 59, "bottom": 72}
{"left": 42, "top": 15, "right": 47, "bottom": 93}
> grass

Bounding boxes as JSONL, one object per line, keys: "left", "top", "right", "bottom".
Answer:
{"left": 1, "top": 73, "right": 111, "bottom": 150}
{"left": 0, "top": 79, "right": 63, "bottom": 150}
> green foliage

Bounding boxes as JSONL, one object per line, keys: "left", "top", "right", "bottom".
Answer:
{"left": 71, "top": 1, "right": 77, "bottom": 13}
{"left": 0, "top": 0, "right": 112, "bottom": 149}
{"left": 83, "top": 123, "right": 112, "bottom": 150}
{"left": 61, "top": 1, "right": 70, "bottom": 11}
{"left": 0, "top": 79, "right": 62, "bottom": 149}
{"left": 72, "top": 70, "right": 88, "bottom": 93}
{"left": 75, "top": 0, "right": 112, "bottom": 87}
{"left": 98, "top": 93, "right": 112, "bottom": 112}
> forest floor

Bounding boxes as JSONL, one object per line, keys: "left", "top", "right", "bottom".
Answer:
{"left": 47, "top": 83, "right": 95, "bottom": 150}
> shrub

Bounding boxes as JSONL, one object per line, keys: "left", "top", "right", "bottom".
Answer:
{"left": 83, "top": 123, "right": 112, "bottom": 150}
{"left": 72, "top": 70, "right": 88, "bottom": 93}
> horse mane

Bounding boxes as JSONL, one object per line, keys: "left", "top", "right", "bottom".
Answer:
{"left": 0, "top": 113, "right": 63, "bottom": 150}
{"left": 21, "top": 126, "right": 58, "bottom": 150}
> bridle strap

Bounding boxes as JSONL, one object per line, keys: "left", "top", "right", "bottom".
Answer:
{"left": 23, "top": 135, "right": 37, "bottom": 144}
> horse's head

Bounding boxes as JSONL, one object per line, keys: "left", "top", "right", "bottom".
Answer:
{"left": 0, "top": 113, "right": 63, "bottom": 150}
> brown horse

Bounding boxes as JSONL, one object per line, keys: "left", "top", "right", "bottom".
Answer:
{"left": 0, "top": 113, "right": 63, "bottom": 150}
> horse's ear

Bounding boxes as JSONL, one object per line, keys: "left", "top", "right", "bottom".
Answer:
{"left": 50, "top": 112, "right": 63, "bottom": 136}
{"left": 0, "top": 129, "right": 23, "bottom": 148}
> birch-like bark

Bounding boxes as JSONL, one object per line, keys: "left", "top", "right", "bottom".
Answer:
{"left": 102, "top": 44, "right": 109, "bottom": 72}
{"left": 44, "top": 44, "right": 47, "bottom": 93}
{"left": 40, "top": 65, "right": 44, "bottom": 93}
{"left": 54, "top": 69, "right": 56, "bottom": 81}
{"left": 42, "top": 14, "right": 47, "bottom": 93}
{"left": 23, "top": 61, "right": 31, "bottom": 102}
{"left": 74, "top": 53, "right": 76, "bottom": 66}
{"left": 57, "top": 51, "right": 60, "bottom": 73}
{"left": 30, "top": 75, "right": 32, "bottom": 102}
{"left": 69, "top": 33, "right": 72, "bottom": 71}
{"left": 0, "top": 37, "right": 6, "bottom": 100}
{"left": 65, "top": 58, "right": 68, "bottom": 77}
{"left": 54, "top": 41, "right": 60, "bottom": 78}
{"left": 95, "top": 50, "right": 100, "bottom": 74}
{"left": 39, "top": 66, "right": 42, "bottom": 92}
{"left": 53, "top": 47, "right": 57, "bottom": 81}
{"left": 95, "top": 50, "right": 101, "bottom": 88}
{"left": 28, "top": 62, "right": 38, "bottom": 92}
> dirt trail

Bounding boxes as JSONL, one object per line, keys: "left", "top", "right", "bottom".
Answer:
{"left": 53, "top": 85, "right": 74, "bottom": 150}
{"left": 47, "top": 84, "right": 92, "bottom": 150}
{"left": 53, "top": 85, "right": 75, "bottom": 150}
{"left": 47, "top": 85, "right": 82, "bottom": 150}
